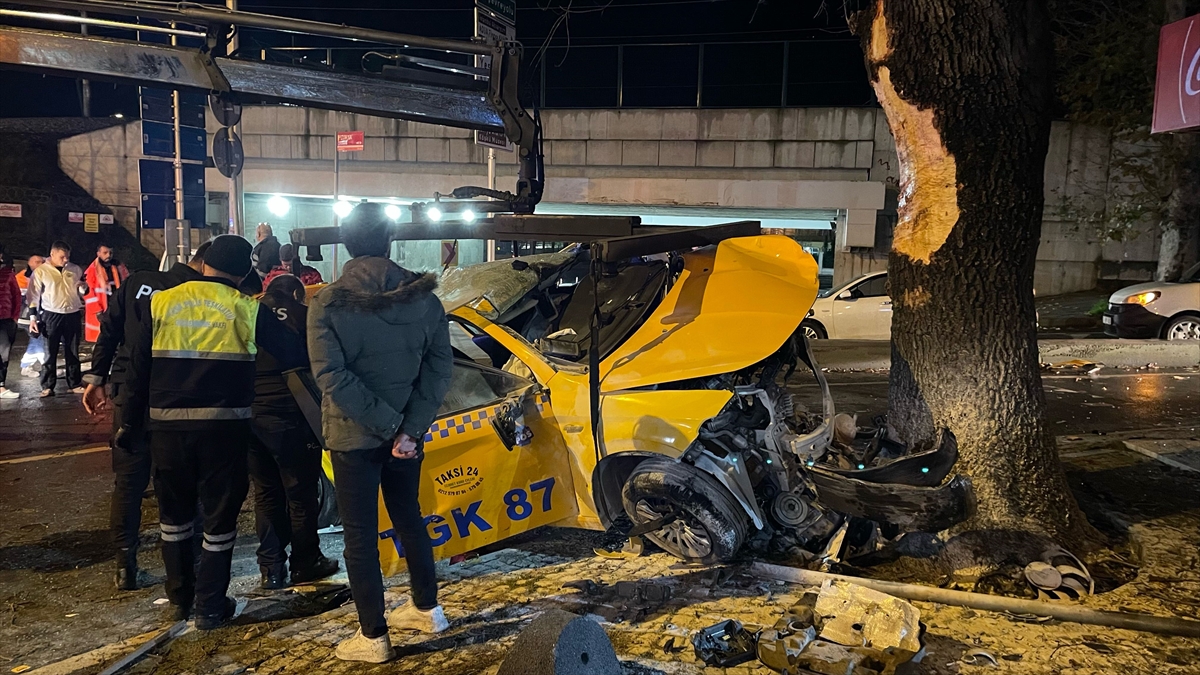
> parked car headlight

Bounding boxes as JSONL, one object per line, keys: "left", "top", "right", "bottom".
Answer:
{"left": 1124, "top": 291, "right": 1160, "bottom": 305}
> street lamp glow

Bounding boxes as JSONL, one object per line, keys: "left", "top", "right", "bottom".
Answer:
{"left": 267, "top": 195, "right": 290, "bottom": 217}
{"left": 462, "top": 209, "right": 477, "bottom": 223}
{"left": 333, "top": 200, "right": 354, "bottom": 219}
{"left": 427, "top": 206, "right": 443, "bottom": 222}
{"left": 384, "top": 204, "right": 402, "bottom": 220}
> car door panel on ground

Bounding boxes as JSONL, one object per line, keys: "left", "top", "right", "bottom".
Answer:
{"left": 831, "top": 273, "right": 892, "bottom": 339}
{"left": 372, "top": 361, "right": 578, "bottom": 575}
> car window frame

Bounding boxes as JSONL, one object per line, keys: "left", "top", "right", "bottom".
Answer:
{"left": 437, "top": 358, "right": 535, "bottom": 420}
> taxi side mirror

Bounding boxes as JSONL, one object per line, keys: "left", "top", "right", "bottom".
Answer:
{"left": 837, "top": 290, "right": 854, "bottom": 301}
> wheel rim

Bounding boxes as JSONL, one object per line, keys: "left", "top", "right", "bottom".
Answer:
{"left": 635, "top": 500, "right": 712, "bottom": 559}
{"left": 803, "top": 325, "right": 820, "bottom": 340}
{"left": 1168, "top": 319, "right": 1200, "bottom": 340}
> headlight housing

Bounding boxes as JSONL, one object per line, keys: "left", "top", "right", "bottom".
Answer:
{"left": 1124, "top": 291, "right": 1160, "bottom": 305}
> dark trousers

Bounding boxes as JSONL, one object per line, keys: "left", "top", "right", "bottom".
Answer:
{"left": 110, "top": 386, "right": 152, "bottom": 552}
{"left": 39, "top": 310, "right": 81, "bottom": 391}
{"left": 331, "top": 446, "right": 438, "bottom": 639}
{"left": 249, "top": 412, "right": 322, "bottom": 572}
{"left": 0, "top": 318, "right": 15, "bottom": 387}
{"left": 151, "top": 424, "right": 250, "bottom": 616}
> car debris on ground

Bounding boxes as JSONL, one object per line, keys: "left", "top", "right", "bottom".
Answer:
{"left": 695, "top": 579, "right": 925, "bottom": 674}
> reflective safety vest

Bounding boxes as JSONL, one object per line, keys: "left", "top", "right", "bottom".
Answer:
{"left": 149, "top": 279, "right": 260, "bottom": 423}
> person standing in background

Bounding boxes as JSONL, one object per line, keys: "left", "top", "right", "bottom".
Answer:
{"left": 27, "top": 241, "right": 86, "bottom": 397}
{"left": 0, "top": 246, "right": 21, "bottom": 399}
{"left": 263, "top": 244, "right": 324, "bottom": 288}
{"left": 18, "top": 255, "right": 47, "bottom": 379}
{"left": 250, "top": 274, "right": 339, "bottom": 590}
{"left": 83, "top": 243, "right": 130, "bottom": 343}
{"left": 252, "top": 223, "right": 281, "bottom": 282}
{"left": 16, "top": 254, "right": 44, "bottom": 293}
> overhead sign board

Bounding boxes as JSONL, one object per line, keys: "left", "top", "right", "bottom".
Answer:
{"left": 0, "top": 203, "right": 20, "bottom": 218}
{"left": 1154, "top": 13, "right": 1200, "bottom": 133}
{"left": 99, "top": 214, "right": 114, "bottom": 225}
{"left": 476, "top": 0, "right": 516, "bottom": 27}
{"left": 69, "top": 211, "right": 83, "bottom": 223}
{"left": 337, "top": 131, "right": 364, "bottom": 152}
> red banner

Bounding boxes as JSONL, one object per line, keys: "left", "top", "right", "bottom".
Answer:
{"left": 336, "top": 130, "right": 364, "bottom": 152}
{"left": 1154, "top": 14, "right": 1200, "bottom": 133}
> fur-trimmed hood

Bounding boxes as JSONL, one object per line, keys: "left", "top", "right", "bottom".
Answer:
{"left": 325, "top": 255, "right": 437, "bottom": 313}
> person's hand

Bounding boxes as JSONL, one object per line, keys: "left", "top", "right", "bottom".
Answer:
{"left": 83, "top": 383, "right": 109, "bottom": 415}
{"left": 28, "top": 316, "right": 38, "bottom": 335}
{"left": 392, "top": 432, "right": 419, "bottom": 459}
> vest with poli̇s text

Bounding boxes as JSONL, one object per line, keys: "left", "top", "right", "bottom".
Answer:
{"left": 149, "top": 280, "right": 259, "bottom": 423}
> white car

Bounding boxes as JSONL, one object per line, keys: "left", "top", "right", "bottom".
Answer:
{"left": 1103, "top": 263, "right": 1200, "bottom": 340}
{"left": 800, "top": 271, "right": 892, "bottom": 340}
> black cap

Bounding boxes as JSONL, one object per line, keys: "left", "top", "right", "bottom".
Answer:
{"left": 204, "top": 234, "right": 253, "bottom": 278}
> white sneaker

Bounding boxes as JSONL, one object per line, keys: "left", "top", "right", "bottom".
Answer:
{"left": 335, "top": 629, "right": 394, "bottom": 663}
{"left": 0, "top": 388, "right": 17, "bottom": 399}
{"left": 387, "top": 599, "right": 449, "bottom": 633}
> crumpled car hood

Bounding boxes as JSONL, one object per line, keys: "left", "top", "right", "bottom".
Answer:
{"left": 600, "top": 234, "right": 819, "bottom": 392}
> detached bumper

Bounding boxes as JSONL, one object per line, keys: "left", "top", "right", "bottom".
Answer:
{"left": 1103, "top": 303, "right": 1167, "bottom": 339}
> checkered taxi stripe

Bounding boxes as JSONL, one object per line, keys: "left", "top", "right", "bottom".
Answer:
{"left": 423, "top": 392, "right": 550, "bottom": 444}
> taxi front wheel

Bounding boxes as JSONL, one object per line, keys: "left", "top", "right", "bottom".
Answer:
{"left": 621, "top": 458, "right": 748, "bottom": 565}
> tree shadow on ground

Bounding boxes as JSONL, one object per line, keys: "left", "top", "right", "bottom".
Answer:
{"left": 0, "top": 528, "right": 110, "bottom": 572}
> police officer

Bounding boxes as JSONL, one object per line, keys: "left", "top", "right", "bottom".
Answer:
{"left": 121, "top": 235, "right": 306, "bottom": 630}
{"left": 82, "top": 241, "right": 210, "bottom": 590}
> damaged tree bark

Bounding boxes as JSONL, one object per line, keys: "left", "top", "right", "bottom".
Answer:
{"left": 853, "top": 0, "right": 1099, "bottom": 550}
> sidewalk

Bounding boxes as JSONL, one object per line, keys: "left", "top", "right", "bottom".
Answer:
{"left": 1036, "top": 289, "right": 1111, "bottom": 333}
{"left": 811, "top": 338, "right": 1200, "bottom": 371}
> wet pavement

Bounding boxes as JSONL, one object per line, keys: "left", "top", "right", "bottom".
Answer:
{"left": 1, "top": 336, "right": 1198, "bottom": 673}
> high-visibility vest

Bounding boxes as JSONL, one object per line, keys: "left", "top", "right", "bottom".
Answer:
{"left": 149, "top": 279, "right": 260, "bottom": 423}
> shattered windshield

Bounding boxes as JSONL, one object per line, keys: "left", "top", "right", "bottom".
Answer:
{"left": 436, "top": 248, "right": 579, "bottom": 320}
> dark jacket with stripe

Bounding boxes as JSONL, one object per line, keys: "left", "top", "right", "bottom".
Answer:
{"left": 121, "top": 277, "right": 306, "bottom": 432}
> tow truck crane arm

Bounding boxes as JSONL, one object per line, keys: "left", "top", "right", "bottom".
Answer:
{"left": 0, "top": 0, "right": 542, "bottom": 211}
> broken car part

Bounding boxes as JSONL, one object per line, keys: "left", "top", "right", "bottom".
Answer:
{"left": 692, "top": 619, "right": 759, "bottom": 668}
{"left": 752, "top": 562, "right": 1200, "bottom": 638}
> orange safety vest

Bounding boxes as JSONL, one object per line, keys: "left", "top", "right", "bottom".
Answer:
{"left": 84, "top": 260, "right": 129, "bottom": 342}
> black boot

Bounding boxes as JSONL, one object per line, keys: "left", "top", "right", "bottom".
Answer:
{"left": 260, "top": 563, "right": 288, "bottom": 590}
{"left": 115, "top": 547, "right": 140, "bottom": 591}
{"left": 290, "top": 555, "right": 340, "bottom": 585}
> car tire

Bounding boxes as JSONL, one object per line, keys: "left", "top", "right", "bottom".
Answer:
{"left": 1165, "top": 315, "right": 1200, "bottom": 341}
{"left": 316, "top": 471, "right": 341, "bottom": 530}
{"left": 621, "top": 457, "right": 748, "bottom": 564}
{"left": 800, "top": 319, "right": 827, "bottom": 340}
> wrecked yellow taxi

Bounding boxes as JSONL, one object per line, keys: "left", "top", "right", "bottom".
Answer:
{"left": 293, "top": 224, "right": 973, "bottom": 574}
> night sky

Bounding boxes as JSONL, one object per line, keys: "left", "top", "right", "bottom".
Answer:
{"left": 0, "top": 0, "right": 872, "bottom": 118}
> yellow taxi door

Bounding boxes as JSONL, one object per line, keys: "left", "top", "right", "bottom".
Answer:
{"left": 374, "top": 361, "right": 577, "bottom": 576}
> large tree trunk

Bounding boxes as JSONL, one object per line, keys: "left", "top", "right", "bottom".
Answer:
{"left": 855, "top": 0, "right": 1099, "bottom": 551}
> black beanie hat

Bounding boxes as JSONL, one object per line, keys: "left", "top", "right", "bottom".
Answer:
{"left": 204, "top": 234, "right": 253, "bottom": 278}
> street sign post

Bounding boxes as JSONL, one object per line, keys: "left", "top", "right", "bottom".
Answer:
{"left": 1154, "top": 13, "right": 1200, "bottom": 133}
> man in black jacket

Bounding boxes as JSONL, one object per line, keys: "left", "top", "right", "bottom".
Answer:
{"left": 82, "top": 241, "right": 210, "bottom": 591}
{"left": 121, "top": 235, "right": 308, "bottom": 630}
{"left": 251, "top": 275, "right": 339, "bottom": 590}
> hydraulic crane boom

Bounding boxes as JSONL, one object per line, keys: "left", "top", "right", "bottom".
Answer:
{"left": 0, "top": 0, "right": 543, "bottom": 211}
